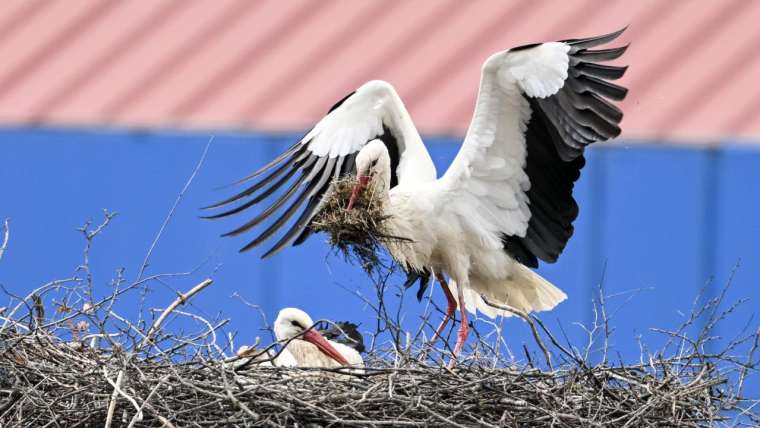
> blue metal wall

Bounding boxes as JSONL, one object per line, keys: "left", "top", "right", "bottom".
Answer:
{"left": 1, "top": 127, "right": 758, "bottom": 395}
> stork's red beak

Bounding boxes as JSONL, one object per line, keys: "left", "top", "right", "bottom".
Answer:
{"left": 302, "top": 329, "right": 350, "bottom": 366}
{"left": 347, "top": 175, "right": 370, "bottom": 210}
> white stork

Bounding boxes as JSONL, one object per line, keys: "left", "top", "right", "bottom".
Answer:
{"left": 273, "top": 307, "right": 364, "bottom": 368}
{"left": 205, "top": 29, "right": 628, "bottom": 355}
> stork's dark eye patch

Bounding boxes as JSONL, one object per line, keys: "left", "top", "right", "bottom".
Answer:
{"left": 291, "top": 320, "right": 304, "bottom": 329}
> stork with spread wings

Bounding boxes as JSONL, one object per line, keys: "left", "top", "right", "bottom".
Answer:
{"left": 205, "top": 29, "right": 629, "bottom": 356}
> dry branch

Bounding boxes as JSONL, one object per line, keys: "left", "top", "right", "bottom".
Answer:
{"left": 141, "top": 278, "right": 213, "bottom": 349}
{"left": 137, "top": 138, "right": 212, "bottom": 281}
{"left": 0, "top": 218, "right": 9, "bottom": 262}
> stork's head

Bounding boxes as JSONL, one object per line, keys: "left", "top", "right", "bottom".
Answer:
{"left": 348, "top": 139, "right": 391, "bottom": 210}
{"left": 274, "top": 307, "right": 350, "bottom": 366}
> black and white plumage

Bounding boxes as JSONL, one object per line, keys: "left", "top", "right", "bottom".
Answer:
{"left": 316, "top": 320, "right": 366, "bottom": 354}
{"left": 203, "top": 83, "right": 436, "bottom": 257}
{"left": 206, "top": 29, "right": 628, "bottom": 355}
{"left": 274, "top": 308, "right": 364, "bottom": 368}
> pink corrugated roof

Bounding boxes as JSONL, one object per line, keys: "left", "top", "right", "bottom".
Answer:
{"left": 1, "top": 0, "right": 759, "bottom": 142}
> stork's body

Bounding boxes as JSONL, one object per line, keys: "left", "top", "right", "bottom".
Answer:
{"left": 280, "top": 337, "right": 363, "bottom": 369}
{"left": 356, "top": 140, "right": 567, "bottom": 353}
{"left": 206, "top": 29, "right": 629, "bottom": 357}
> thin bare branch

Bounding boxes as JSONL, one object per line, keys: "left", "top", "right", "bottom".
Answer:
{"left": 0, "top": 218, "right": 9, "bottom": 262}
{"left": 141, "top": 278, "right": 213, "bottom": 349}
{"left": 137, "top": 137, "right": 213, "bottom": 281}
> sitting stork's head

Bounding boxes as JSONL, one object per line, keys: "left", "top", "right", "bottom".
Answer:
{"left": 274, "top": 307, "right": 349, "bottom": 366}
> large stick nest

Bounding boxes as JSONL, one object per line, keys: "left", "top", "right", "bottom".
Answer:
{"left": 1, "top": 285, "right": 758, "bottom": 427}
{"left": 0, "top": 327, "right": 754, "bottom": 427}
{"left": 0, "top": 210, "right": 757, "bottom": 427}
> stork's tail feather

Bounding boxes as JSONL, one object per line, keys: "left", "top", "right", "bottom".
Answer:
{"left": 450, "top": 264, "right": 567, "bottom": 319}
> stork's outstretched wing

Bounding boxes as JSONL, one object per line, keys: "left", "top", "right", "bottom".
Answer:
{"left": 441, "top": 28, "right": 628, "bottom": 268}
{"left": 204, "top": 80, "right": 435, "bottom": 257}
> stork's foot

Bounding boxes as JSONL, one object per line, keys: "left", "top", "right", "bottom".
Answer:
{"left": 446, "top": 320, "right": 471, "bottom": 368}
{"left": 431, "top": 298, "right": 457, "bottom": 343}
{"left": 446, "top": 279, "right": 470, "bottom": 367}
{"left": 418, "top": 273, "right": 458, "bottom": 362}
{"left": 427, "top": 273, "right": 458, "bottom": 343}
{"left": 452, "top": 320, "right": 469, "bottom": 356}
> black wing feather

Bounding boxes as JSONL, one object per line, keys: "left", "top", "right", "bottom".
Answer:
{"left": 202, "top": 146, "right": 307, "bottom": 210}
{"left": 572, "top": 62, "right": 628, "bottom": 80}
{"left": 403, "top": 265, "right": 432, "bottom": 302}
{"left": 571, "top": 74, "right": 628, "bottom": 101}
{"left": 571, "top": 45, "right": 628, "bottom": 63}
{"left": 503, "top": 28, "right": 628, "bottom": 267}
{"left": 317, "top": 321, "right": 365, "bottom": 353}
{"left": 328, "top": 90, "right": 356, "bottom": 113}
{"left": 201, "top": 153, "right": 308, "bottom": 219}
{"left": 241, "top": 157, "right": 337, "bottom": 253}
{"left": 226, "top": 139, "right": 305, "bottom": 187}
{"left": 560, "top": 89, "right": 623, "bottom": 123}
{"left": 561, "top": 27, "right": 627, "bottom": 50}
{"left": 221, "top": 155, "right": 319, "bottom": 237}
{"left": 204, "top": 90, "right": 404, "bottom": 256}
{"left": 292, "top": 151, "right": 358, "bottom": 247}
{"left": 260, "top": 157, "right": 340, "bottom": 257}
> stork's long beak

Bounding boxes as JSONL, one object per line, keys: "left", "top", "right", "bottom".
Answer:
{"left": 347, "top": 175, "right": 370, "bottom": 210}
{"left": 302, "top": 329, "right": 350, "bottom": 366}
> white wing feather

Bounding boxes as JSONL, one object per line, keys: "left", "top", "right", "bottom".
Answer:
{"left": 305, "top": 80, "right": 436, "bottom": 182}
{"left": 304, "top": 100, "right": 383, "bottom": 158}
{"left": 206, "top": 80, "right": 436, "bottom": 256}
{"left": 504, "top": 42, "right": 570, "bottom": 98}
{"left": 440, "top": 42, "right": 572, "bottom": 241}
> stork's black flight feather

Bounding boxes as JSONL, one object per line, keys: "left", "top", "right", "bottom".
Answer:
{"left": 503, "top": 28, "right": 628, "bottom": 267}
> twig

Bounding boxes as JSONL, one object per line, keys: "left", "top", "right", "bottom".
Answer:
{"left": 141, "top": 278, "right": 213, "bottom": 349}
{"left": 137, "top": 137, "right": 212, "bottom": 281}
{"left": 481, "top": 297, "right": 553, "bottom": 370}
{"left": 0, "top": 218, "right": 9, "bottom": 262}
{"left": 103, "top": 368, "right": 126, "bottom": 428}
{"left": 0, "top": 278, "right": 79, "bottom": 334}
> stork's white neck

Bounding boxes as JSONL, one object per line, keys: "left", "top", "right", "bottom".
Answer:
{"left": 357, "top": 139, "right": 393, "bottom": 196}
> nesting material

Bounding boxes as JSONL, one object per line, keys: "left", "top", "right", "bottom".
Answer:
{"left": 0, "top": 328, "right": 752, "bottom": 427}
{"left": 0, "top": 210, "right": 756, "bottom": 427}
{"left": 1, "top": 277, "right": 757, "bottom": 427}
{"left": 311, "top": 176, "right": 408, "bottom": 273}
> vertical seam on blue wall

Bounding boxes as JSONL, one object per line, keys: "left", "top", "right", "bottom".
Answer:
{"left": 700, "top": 146, "right": 720, "bottom": 351}
{"left": 259, "top": 135, "right": 286, "bottom": 321}
{"left": 586, "top": 147, "right": 608, "bottom": 329}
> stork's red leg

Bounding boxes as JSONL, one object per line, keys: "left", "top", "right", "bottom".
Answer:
{"left": 452, "top": 280, "right": 469, "bottom": 357}
{"left": 431, "top": 272, "right": 457, "bottom": 343}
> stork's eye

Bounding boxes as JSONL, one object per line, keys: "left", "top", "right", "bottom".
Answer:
{"left": 291, "top": 320, "right": 304, "bottom": 329}
{"left": 370, "top": 159, "right": 378, "bottom": 168}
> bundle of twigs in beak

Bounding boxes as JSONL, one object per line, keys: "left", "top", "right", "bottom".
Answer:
{"left": 311, "top": 176, "right": 407, "bottom": 273}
